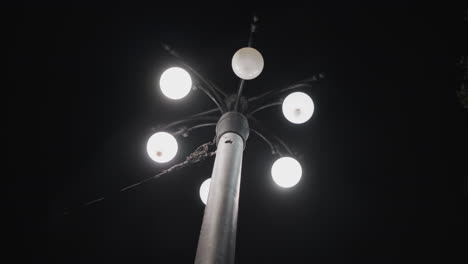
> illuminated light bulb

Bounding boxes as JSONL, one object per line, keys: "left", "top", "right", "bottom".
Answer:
{"left": 159, "top": 67, "right": 192, "bottom": 99}
{"left": 271, "top": 157, "right": 302, "bottom": 188}
{"left": 282, "top": 92, "right": 314, "bottom": 124}
{"left": 146, "top": 132, "right": 178, "bottom": 163}
{"left": 231, "top": 47, "right": 264, "bottom": 80}
{"left": 199, "top": 178, "right": 211, "bottom": 205}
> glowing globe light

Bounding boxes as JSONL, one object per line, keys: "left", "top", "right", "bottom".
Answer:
{"left": 159, "top": 67, "right": 192, "bottom": 99}
{"left": 199, "top": 178, "right": 211, "bottom": 205}
{"left": 231, "top": 47, "right": 264, "bottom": 80}
{"left": 271, "top": 157, "right": 302, "bottom": 188}
{"left": 282, "top": 92, "right": 314, "bottom": 124}
{"left": 146, "top": 132, "right": 178, "bottom": 163}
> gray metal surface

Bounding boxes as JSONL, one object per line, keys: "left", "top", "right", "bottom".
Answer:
{"left": 215, "top": 112, "right": 249, "bottom": 145}
{"left": 194, "top": 132, "right": 244, "bottom": 264}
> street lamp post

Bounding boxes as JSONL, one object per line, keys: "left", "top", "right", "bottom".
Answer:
{"left": 147, "top": 16, "right": 322, "bottom": 263}
{"left": 195, "top": 113, "right": 249, "bottom": 264}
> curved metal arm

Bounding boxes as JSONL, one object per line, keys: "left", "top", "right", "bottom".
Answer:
{"left": 172, "top": 123, "right": 217, "bottom": 137}
{"left": 248, "top": 83, "right": 314, "bottom": 104}
{"left": 189, "top": 108, "right": 221, "bottom": 118}
{"left": 272, "top": 135, "right": 293, "bottom": 157}
{"left": 249, "top": 128, "right": 278, "bottom": 155}
{"left": 161, "top": 43, "right": 227, "bottom": 112}
{"left": 195, "top": 84, "right": 226, "bottom": 113}
{"left": 187, "top": 123, "right": 217, "bottom": 132}
{"left": 188, "top": 65, "right": 227, "bottom": 99}
{"left": 248, "top": 74, "right": 323, "bottom": 105}
{"left": 205, "top": 78, "right": 227, "bottom": 98}
{"left": 248, "top": 117, "right": 294, "bottom": 157}
{"left": 161, "top": 116, "right": 219, "bottom": 131}
{"left": 247, "top": 101, "right": 282, "bottom": 116}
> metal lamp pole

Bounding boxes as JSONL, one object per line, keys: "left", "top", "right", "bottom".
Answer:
{"left": 194, "top": 17, "right": 256, "bottom": 263}
{"left": 195, "top": 112, "right": 249, "bottom": 264}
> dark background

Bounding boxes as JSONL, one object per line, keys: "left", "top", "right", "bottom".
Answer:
{"left": 7, "top": 2, "right": 466, "bottom": 263}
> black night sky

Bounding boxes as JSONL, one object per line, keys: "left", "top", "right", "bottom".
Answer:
{"left": 8, "top": 2, "right": 466, "bottom": 264}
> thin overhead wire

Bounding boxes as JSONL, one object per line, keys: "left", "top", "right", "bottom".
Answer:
{"left": 62, "top": 140, "right": 217, "bottom": 216}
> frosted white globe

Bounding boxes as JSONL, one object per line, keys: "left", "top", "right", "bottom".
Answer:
{"left": 282, "top": 92, "right": 314, "bottom": 124}
{"left": 159, "top": 67, "right": 192, "bottom": 99}
{"left": 231, "top": 47, "right": 264, "bottom": 80}
{"left": 199, "top": 178, "right": 211, "bottom": 205}
{"left": 271, "top": 157, "right": 302, "bottom": 188}
{"left": 146, "top": 132, "right": 178, "bottom": 163}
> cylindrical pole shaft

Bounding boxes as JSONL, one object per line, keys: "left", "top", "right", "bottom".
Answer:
{"left": 194, "top": 132, "right": 244, "bottom": 264}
